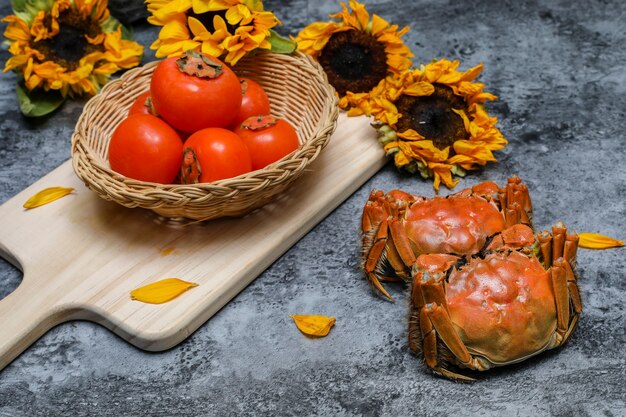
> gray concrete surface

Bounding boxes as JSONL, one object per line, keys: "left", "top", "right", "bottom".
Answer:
{"left": 1, "top": 0, "right": 625, "bottom": 416}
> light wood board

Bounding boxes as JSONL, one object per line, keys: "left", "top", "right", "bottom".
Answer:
{"left": 0, "top": 113, "right": 387, "bottom": 371}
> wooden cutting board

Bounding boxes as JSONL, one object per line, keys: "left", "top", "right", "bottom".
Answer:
{"left": 0, "top": 113, "right": 387, "bottom": 371}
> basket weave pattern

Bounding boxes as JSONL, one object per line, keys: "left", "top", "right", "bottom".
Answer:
{"left": 71, "top": 52, "right": 338, "bottom": 220}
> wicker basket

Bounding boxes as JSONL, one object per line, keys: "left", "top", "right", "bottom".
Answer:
{"left": 71, "top": 51, "right": 338, "bottom": 221}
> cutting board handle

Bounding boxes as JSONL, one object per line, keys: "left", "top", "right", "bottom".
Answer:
{"left": 0, "top": 279, "right": 62, "bottom": 371}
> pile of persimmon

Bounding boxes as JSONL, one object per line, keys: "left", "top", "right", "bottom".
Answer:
{"left": 108, "top": 50, "right": 299, "bottom": 184}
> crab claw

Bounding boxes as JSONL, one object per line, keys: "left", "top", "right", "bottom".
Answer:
{"left": 415, "top": 254, "right": 460, "bottom": 273}
{"left": 486, "top": 224, "right": 535, "bottom": 252}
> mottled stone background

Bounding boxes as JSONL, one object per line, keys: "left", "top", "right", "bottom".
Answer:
{"left": 0, "top": 1, "right": 625, "bottom": 416}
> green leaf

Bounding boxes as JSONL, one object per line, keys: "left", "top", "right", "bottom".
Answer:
{"left": 121, "top": 24, "right": 134, "bottom": 41}
{"left": 16, "top": 82, "right": 65, "bottom": 117}
{"left": 268, "top": 29, "right": 297, "bottom": 55}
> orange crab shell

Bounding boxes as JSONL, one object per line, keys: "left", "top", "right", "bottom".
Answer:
{"left": 446, "top": 251, "right": 557, "bottom": 364}
{"left": 403, "top": 194, "right": 505, "bottom": 256}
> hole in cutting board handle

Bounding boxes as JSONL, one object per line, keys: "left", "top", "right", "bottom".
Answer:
{"left": 0, "top": 255, "right": 23, "bottom": 302}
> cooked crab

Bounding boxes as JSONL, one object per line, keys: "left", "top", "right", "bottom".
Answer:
{"left": 361, "top": 176, "right": 533, "bottom": 300}
{"left": 408, "top": 222, "right": 581, "bottom": 380}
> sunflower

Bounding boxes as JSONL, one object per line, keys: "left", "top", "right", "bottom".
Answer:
{"left": 146, "top": 0, "right": 293, "bottom": 66}
{"left": 295, "top": 0, "right": 413, "bottom": 112}
{"left": 2, "top": 0, "right": 144, "bottom": 115}
{"left": 367, "top": 59, "right": 508, "bottom": 191}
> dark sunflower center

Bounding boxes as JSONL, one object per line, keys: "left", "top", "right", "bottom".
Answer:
{"left": 33, "top": 8, "right": 103, "bottom": 70}
{"left": 187, "top": 10, "right": 237, "bottom": 34}
{"left": 318, "top": 30, "right": 388, "bottom": 95}
{"left": 396, "top": 85, "right": 468, "bottom": 151}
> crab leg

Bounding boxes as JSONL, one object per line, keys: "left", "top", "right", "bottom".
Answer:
{"left": 384, "top": 237, "right": 411, "bottom": 280}
{"left": 538, "top": 230, "right": 553, "bottom": 268}
{"left": 388, "top": 218, "right": 417, "bottom": 267}
{"left": 361, "top": 216, "right": 395, "bottom": 300}
{"left": 516, "top": 182, "right": 533, "bottom": 215}
{"left": 361, "top": 191, "right": 386, "bottom": 232}
{"left": 550, "top": 259, "right": 571, "bottom": 343}
{"left": 409, "top": 267, "right": 475, "bottom": 381}
{"left": 499, "top": 177, "right": 533, "bottom": 228}
{"left": 562, "top": 261, "right": 582, "bottom": 343}
{"left": 424, "top": 303, "right": 472, "bottom": 365}
{"left": 505, "top": 202, "right": 522, "bottom": 228}
{"left": 552, "top": 222, "right": 567, "bottom": 262}
{"left": 515, "top": 183, "right": 533, "bottom": 225}
{"left": 564, "top": 233, "right": 579, "bottom": 266}
{"left": 424, "top": 303, "right": 477, "bottom": 381}
{"left": 563, "top": 261, "right": 582, "bottom": 313}
{"left": 498, "top": 188, "right": 507, "bottom": 212}
{"left": 419, "top": 307, "right": 438, "bottom": 370}
{"left": 506, "top": 177, "right": 519, "bottom": 208}
{"left": 409, "top": 273, "right": 439, "bottom": 370}
{"left": 561, "top": 231, "right": 582, "bottom": 342}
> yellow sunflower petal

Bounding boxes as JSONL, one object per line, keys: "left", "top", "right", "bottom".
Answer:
{"left": 4, "top": 54, "right": 30, "bottom": 72}
{"left": 23, "top": 187, "right": 74, "bottom": 209}
{"left": 160, "top": 17, "right": 191, "bottom": 40}
{"left": 252, "top": 11, "right": 279, "bottom": 30}
{"left": 452, "top": 108, "right": 471, "bottom": 132}
{"left": 194, "top": 0, "right": 232, "bottom": 13}
{"left": 225, "top": 4, "right": 251, "bottom": 25}
{"left": 2, "top": 15, "right": 31, "bottom": 42}
{"left": 153, "top": 0, "right": 192, "bottom": 23}
{"left": 399, "top": 140, "right": 449, "bottom": 163}
{"left": 93, "top": 62, "right": 119, "bottom": 76}
{"left": 290, "top": 315, "right": 336, "bottom": 337}
{"left": 429, "top": 163, "right": 459, "bottom": 191}
{"left": 578, "top": 233, "right": 624, "bottom": 249}
{"left": 91, "top": 0, "right": 110, "bottom": 23}
{"left": 385, "top": 53, "right": 412, "bottom": 73}
{"left": 436, "top": 71, "right": 463, "bottom": 85}
{"left": 187, "top": 16, "right": 208, "bottom": 36}
{"left": 349, "top": 0, "right": 370, "bottom": 30}
{"left": 447, "top": 154, "right": 478, "bottom": 171}
{"left": 453, "top": 140, "right": 496, "bottom": 163}
{"left": 460, "top": 63, "right": 484, "bottom": 82}
{"left": 25, "top": 73, "right": 43, "bottom": 90}
{"left": 30, "top": 11, "right": 56, "bottom": 42}
{"left": 130, "top": 278, "right": 199, "bottom": 304}
{"left": 403, "top": 81, "right": 435, "bottom": 97}
{"left": 370, "top": 13, "right": 389, "bottom": 35}
{"left": 397, "top": 129, "right": 425, "bottom": 141}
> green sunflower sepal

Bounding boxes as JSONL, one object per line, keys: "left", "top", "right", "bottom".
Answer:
{"left": 10, "top": 0, "right": 51, "bottom": 24}
{"left": 450, "top": 165, "right": 466, "bottom": 178}
{"left": 16, "top": 81, "right": 65, "bottom": 118}
{"left": 403, "top": 160, "right": 431, "bottom": 181}
{"left": 376, "top": 124, "right": 397, "bottom": 147}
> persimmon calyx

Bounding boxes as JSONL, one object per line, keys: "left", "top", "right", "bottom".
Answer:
{"left": 240, "top": 79, "right": 248, "bottom": 96}
{"left": 176, "top": 50, "right": 223, "bottom": 78}
{"left": 240, "top": 114, "right": 277, "bottom": 131}
{"left": 180, "top": 147, "right": 202, "bottom": 184}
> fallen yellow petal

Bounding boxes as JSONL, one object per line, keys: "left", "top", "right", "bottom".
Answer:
{"left": 130, "top": 278, "right": 198, "bottom": 304}
{"left": 578, "top": 233, "right": 624, "bottom": 249}
{"left": 160, "top": 247, "right": 176, "bottom": 257}
{"left": 23, "top": 187, "right": 74, "bottom": 209}
{"left": 290, "top": 314, "right": 336, "bottom": 337}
